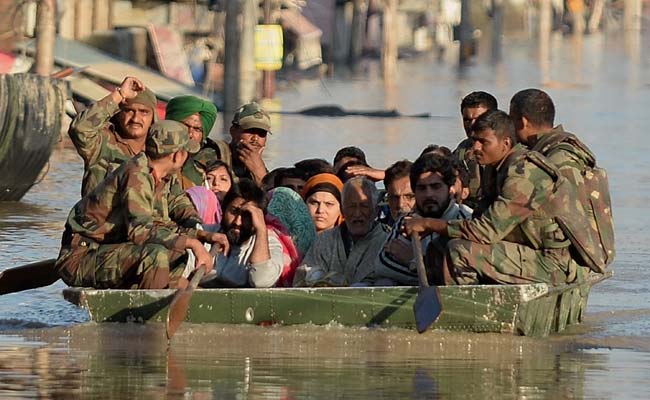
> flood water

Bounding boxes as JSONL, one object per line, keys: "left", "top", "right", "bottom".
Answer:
{"left": 1, "top": 29, "right": 650, "bottom": 398}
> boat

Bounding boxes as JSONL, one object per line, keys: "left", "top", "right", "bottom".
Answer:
{"left": 0, "top": 73, "right": 68, "bottom": 201}
{"left": 63, "top": 271, "right": 611, "bottom": 337}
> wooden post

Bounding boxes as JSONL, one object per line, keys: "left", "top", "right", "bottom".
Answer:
{"left": 491, "top": 0, "right": 503, "bottom": 63}
{"left": 458, "top": 0, "right": 472, "bottom": 66}
{"left": 261, "top": 0, "right": 275, "bottom": 99}
{"left": 240, "top": 0, "right": 257, "bottom": 104}
{"left": 624, "top": 0, "right": 642, "bottom": 31}
{"left": 32, "top": 0, "right": 55, "bottom": 76}
{"left": 587, "top": 0, "right": 604, "bottom": 33}
{"left": 539, "top": 0, "right": 552, "bottom": 83}
{"left": 224, "top": 0, "right": 242, "bottom": 131}
{"left": 348, "top": 0, "right": 367, "bottom": 67}
{"left": 381, "top": 0, "right": 397, "bottom": 81}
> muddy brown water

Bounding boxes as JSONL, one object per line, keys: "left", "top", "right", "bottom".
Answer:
{"left": 1, "top": 31, "right": 650, "bottom": 398}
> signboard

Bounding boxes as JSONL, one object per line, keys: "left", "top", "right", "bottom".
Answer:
{"left": 255, "top": 24, "right": 283, "bottom": 71}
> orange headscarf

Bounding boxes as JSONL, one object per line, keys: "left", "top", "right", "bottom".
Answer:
{"left": 301, "top": 173, "right": 345, "bottom": 226}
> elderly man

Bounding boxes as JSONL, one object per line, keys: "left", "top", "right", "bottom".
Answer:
{"left": 452, "top": 91, "right": 498, "bottom": 208}
{"left": 69, "top": 76, "right": 158, "bottom": 196}
{"left": 376, "top": 154, "right": 471, "bottom": 286}
{"left": 200, "top": 179, "right": 285, "bottom": 288}
{"left": 164, "top": 95, "right": 218, "bottom": 188}
{"left": 382, "top": 160, "right": 415, "bottom": 225}
{"left": 405, "top": 110, "right": 576, "bottom": 285}
{"left": 296, "top": 176, "right": 388, "bottom": 287}
{"left": 56, "top": 120, "right": 229, "bottom": 290}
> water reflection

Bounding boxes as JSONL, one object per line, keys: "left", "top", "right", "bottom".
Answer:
{"left": 1, "top": 324, "right": 650, "bottom": 399}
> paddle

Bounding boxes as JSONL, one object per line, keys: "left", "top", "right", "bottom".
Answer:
{"left": 0, "top": 258, "right": 60, "bottom": 295}
{"left": 411, "top": 232, "right": 442, "bottom": 333}
{"left": 165, "top": 264, "right": 206, "bottom": 341}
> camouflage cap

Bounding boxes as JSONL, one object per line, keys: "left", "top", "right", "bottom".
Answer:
{"left": 232, "top": 101, "right": 272, "bottom": 133}
{"left": 146, "top": 120, "right": 201, "bottom": 157}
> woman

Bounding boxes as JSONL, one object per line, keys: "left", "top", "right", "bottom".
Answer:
{"left": 205, "top": 160, "right": 233, "bottom": 202}
{"left": 186, "top": 186, "right": 221, "bottom": 227}
{"left": 301, "top": 173, "right": 344, "bottom": 234}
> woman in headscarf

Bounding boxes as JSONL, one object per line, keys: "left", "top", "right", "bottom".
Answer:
{"left": 186, "top": 185, "right": 221, "bottom": 228}
{"left": 266, "top": 187, "right": 316, "bottom": 287}
{"left": 301, "top": 173, "right": 344, "bottom": 234}
{"left": 165, "top": 95, "right": 218, "bottom": 188}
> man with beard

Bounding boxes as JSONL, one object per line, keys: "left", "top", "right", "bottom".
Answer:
{"left": 452, "top": 91, "right": 498, "bottom": 208}
{"left": 201, "top": 179, "right": 285, "bottom": 288}
{"left": 295, "top": 177, "right": 389, "bottom": 287}
{"left": 375, "top": 154, "right": 471, "bottom": 286}
{"left": 69, "top": 76, "right": 158, "bottom": 196}
{"left": 55, "top": 120, "right": 229, "bottom": 290}
{"left": 404, "top": 110, "right": 576, "bottom": 285}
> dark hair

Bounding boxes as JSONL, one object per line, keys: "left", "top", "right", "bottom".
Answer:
{"left": 262, "top": 167, "right": 285, "bottom": 192}
{"left": 384, "top": 160, "right": 412, "bottom": 187}
{"left": 294, "top": 158, "right": 333, "bottom": 180}
{"left": 460, "top": 91, "right": 498, "bottom": 113}
{"left": 333, "top": 146, "right": 367, "bottom": 166}
{"left": 204, "top": 159, "right": 234, "bottom": 183}
{"left": 410, "top": 153, "right": 457, "bottom": 191}
{"left": 509, "top": 88, "right": 555, "bottom": 128}
{"left": 222, "top": 179, "right": 268, "bottom": 213}
{"left": 471, "top": 109, "right": 517, "bottom": 144}
{"left": 273, "top": 167, "right": 305, "bottom": 187}
{"left": 419, "top": 144, "right": 452, "bottom": 158}
{"left": 336, "top": 159, "right": 366, "bottom": 183}
{"left": 452, "top": 158, "right": 470, "bottom": 187}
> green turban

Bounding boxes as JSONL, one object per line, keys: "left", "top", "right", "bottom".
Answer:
{"left": 165, "top": 95, "right": 218, "bottom": 140}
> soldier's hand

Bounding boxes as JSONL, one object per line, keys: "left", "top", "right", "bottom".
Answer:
{"left": 118, "top": 77, "right": 145, "bottom": 100}
{"left": 236, "top": 141, "right": 267, "bottom": 183}
{"left": 205, "top": 232, "right": 230, "bottom": 256}
{"left": 193, "top": 244, "right": 214, "bottom": 273}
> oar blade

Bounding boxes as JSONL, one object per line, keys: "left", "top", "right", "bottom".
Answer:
{"left": 166, "top": 266, "right": 206, "bottom": 341}
{"left": 0, "top": 259, "right": 59, "bottom": 295}
{"left": 413, "top": 286, "right": 442, "bottom": 334}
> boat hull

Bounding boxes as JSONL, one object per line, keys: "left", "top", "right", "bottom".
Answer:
{"left": 63, "top": 272, "right": 610, "bottom": 337}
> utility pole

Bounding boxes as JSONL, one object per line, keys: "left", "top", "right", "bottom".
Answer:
{"left": 240, "top": 0, "right": 257, "bottom": 104}
{"left": 349, "top": 0, "right": 367, "bottom": 67}
{"left": 32, "top": 0, "right": 56, "bottom": 76}
{"left": 262, "top": 0, "right": 275, "bottom": 98}
{"left": 624, "top": 0, "right": 642, "bottom": 31}
{"left": 381, "top": 0, "right": 398, "bottom": 81}
{"left": 539, "top": 0, "right": 552, "bottom": 83}
{"left": 224, "top": 0, "right": 242, "bottom": 130}
{"left": 491, "top": 0, "right": 503, "bottom": 63}
{"left": 458, "top": 0, "right": 472, "bottom": 66}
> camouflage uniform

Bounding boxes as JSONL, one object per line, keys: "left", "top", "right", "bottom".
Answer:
{"left": 531, "top": 125, "right": 594, "bottom": 281}
{"left": 452, "top": 138, "right": 482, "bottom": 208}
{"left": 56, "top": 120, "right": 203, "bottom": 289}
{"left": 444, "top": 144, "right": 574, "bottom": 285}
{"left": 69, "top": 89, "right": 157, "bottom": 196}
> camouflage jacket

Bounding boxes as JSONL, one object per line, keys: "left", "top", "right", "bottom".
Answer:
{"left": 531, "top": 125, "right": 593, "bottom": 186}
{"left": 65, "top": 153, "right": 203, "bottom": 251}
{"left": 69, "top": 96, "right": 140, "bottom": 197}
{"left": 452, "top": 137, "right": 483, "bottom": 208}
{"left": 447, "top": 144, "right": 569, "bottom": 250}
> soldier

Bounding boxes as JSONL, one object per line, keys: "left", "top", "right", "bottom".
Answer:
{"left": 404, "top": 110, "right": 575, "bottom": 285}
{"left": 228, "top": 102, "right": 272, "bottom": 184}
{"left": 55, "top": 120, "right": 229, "bottom": 290}
{"left": 69, "top": 76, "right": 158, "bottom": 196}
{"left": 452, "top": 91, "right": 498, "bottom": 208}
{"left": 164, "top": 95, "right": 219, "bottom": 188}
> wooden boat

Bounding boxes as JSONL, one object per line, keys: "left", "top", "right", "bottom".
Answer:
{"left": 63, "top": 271, "right": 611, "bottom": 337}
{"left": 0, "top": 73, "right": 67, "bottom": 201}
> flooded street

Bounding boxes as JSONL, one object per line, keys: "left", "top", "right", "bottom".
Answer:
{"left": 1, "top": 29, "right": 650, "bottom": 398}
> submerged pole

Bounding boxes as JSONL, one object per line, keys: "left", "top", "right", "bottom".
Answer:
{"left": 381, "top": 0, "right": 398, "bottom": 81}
{"left": 491, "top": 0, "right": 503, "bottom": 63}
{"left": 458, "top": 0, "right": 472, "bottom": 66}
{"left": 224, "top": 0, "right": 242, "bottom": 130}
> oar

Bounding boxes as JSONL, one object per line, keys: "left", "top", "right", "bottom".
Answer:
{"left": 411, "top": 232, "right": 442, "bottom": 333}
{"left": 165, "top": 264, "right": 206, "bottom": 341}
{"left": 0, "top": 259, "right": 59, "bottom": 295}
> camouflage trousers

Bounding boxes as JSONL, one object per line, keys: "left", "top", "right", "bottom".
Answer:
{"left": 440, "top": 239, "right": 575, "bottom": 286}
{"left": 56, "top": 240, "right": 187, "bottom": 289}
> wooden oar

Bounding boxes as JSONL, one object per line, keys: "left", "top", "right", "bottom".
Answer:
{"left": 411, "top": 233, "right": 442, "bottom": 333}
{"left": 165, "top": 264, "right": 206, "bottom": 341}
{"left": 0, "top": 259, "right": 60, "bottom": 295}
